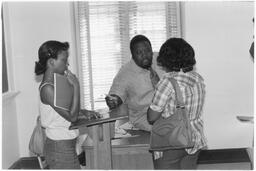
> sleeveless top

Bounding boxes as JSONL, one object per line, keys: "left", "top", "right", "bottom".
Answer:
{"left": 39, "top": 82, "right": 79, "bottom": 140}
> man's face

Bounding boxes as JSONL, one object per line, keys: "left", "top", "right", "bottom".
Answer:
{"left": 132, "top": 41, "right": 153, "bottom": 69}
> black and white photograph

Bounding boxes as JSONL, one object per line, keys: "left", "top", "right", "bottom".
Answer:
{"left": 2, "top": 1, "right": 254, "bottom": 169}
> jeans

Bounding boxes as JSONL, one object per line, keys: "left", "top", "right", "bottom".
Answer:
{"left": 44, "top": 137, "right": 81, "bottom": 169}
{"left": 153, "top": 149, "right": 200, "bottom": 170}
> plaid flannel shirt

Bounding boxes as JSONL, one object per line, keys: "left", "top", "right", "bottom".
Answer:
{"left": 150, "top": 71, "right": 207, "bottom": 159}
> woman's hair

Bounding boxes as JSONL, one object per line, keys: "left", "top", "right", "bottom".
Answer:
{"left": 130, "top": 35, "right": 151, "bottom": 58}
{"left": 157, "top": 38, "right": 196, "bottom": 73}
{"left": 35, "top": 40, "right": 69, "bottom": 75}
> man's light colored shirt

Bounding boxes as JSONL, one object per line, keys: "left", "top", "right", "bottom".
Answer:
{"left": 109, "top": 59, "right": 155, "bottom": 131}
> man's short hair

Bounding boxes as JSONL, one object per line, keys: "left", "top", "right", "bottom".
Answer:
{"left": 130, "top": 35, "right": 151, "bottom": 56}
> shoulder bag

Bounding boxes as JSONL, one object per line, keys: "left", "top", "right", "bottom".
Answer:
{"left": 149, "top": 78, "right": 194, "bottom": 151}
{"left": 29, "top": 116, "right": 46, "bottom": 156}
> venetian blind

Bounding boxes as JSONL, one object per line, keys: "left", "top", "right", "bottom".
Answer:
{"left": 74, "top": 1, "right": 181, "bottom": 110}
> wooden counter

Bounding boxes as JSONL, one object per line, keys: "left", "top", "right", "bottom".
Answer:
{"left": 83, "top": 130, "right": 154, "bottom": 169}
{"left": 70, "top": 105, "right": 153, "bottom": 169}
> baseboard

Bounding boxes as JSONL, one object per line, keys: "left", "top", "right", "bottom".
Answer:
{"left": 9, "top": 148, "right": 251, "bottom": 169}
{"left": 9, "top": 156, "right": 41, "bottom": 169}
{"left": 198, "top": 148, "right": 251, "bottom": 164}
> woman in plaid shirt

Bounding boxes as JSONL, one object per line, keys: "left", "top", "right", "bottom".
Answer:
{"left": 147, "top": 38, "right": 207, "bottom": 169}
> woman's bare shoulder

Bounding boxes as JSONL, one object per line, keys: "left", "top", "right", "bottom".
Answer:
{"left": 40, "top": 83, "right": 54, "bottom": 104}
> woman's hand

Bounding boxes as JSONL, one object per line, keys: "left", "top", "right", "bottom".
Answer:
{"left": 78, "top": 110, "right": 101, "bottom": 120}
{"left": 87, "top": 110, "right": 101, "bottom": 120}
{"left": 66, "top": 70, "right": 80, "bottom": 88}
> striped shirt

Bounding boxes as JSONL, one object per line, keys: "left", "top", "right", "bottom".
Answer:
{"left": 150, "top": 71, "right": 207, "bottom": 158}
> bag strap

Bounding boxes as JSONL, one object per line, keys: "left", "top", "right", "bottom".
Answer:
{"left": 169, "top": 78, "right": 185, "bottom": 109}
{"left": 36, "top": 115, "right": 45, "bottom": 129}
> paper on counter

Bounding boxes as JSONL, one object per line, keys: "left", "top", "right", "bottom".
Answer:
{"left": 114, "top": 125, "right": 141, "bottom": 138}
{"left": 114, "top": 127, "right": 130, "bottom": 138}
{"left": 118, "top": 121, "right": 139, "bottom": 130}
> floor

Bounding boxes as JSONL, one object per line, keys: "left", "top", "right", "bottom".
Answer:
{"left": 197, "top": 148, "right": 252, "bottom": 170}
{"left": 9, "top": 159, "right": 252, "bottom": 170}
{"left": 198, "top": 162, "right": 251, "bottom": 170}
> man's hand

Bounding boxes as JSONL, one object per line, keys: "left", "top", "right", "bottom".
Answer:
{"left": 105, "top": 94, "right": 122, "bottom": 110}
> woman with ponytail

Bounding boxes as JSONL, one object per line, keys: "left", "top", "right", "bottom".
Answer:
{"left": 35, "top": 40, "right": 96, "bottom": 169}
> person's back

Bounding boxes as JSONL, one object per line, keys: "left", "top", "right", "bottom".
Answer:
{"left": 147, "top": 38, "right": 207, "bottom": 169}
{"left": 160, "top": 71, "right": 206, "bottom": 153}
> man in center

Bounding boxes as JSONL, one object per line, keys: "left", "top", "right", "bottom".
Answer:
{"left": 105, "top": 35, "right": 160, "bottom": 131}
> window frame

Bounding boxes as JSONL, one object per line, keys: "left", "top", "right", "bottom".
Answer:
{"left": 2, "top": 3, "right": 20, "bottom": 100}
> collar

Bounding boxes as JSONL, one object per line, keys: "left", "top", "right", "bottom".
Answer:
{"left": 130, "top": 59, "right": 149, "bottom": 73}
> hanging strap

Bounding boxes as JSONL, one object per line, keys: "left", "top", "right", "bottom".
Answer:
{"left": 169, "top": 78, "right": 185, "bottom": 109}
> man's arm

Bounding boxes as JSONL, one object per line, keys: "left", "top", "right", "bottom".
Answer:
{"left": 106, "top": 67, "right": 128, "bottom": 109}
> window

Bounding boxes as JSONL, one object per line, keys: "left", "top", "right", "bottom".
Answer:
{"left": 74, "top": 1, "right": 181, "bottom": 110}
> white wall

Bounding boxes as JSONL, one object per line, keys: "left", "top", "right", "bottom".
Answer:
{"left": 182, "top": 1, "right": 254, "bottom": 149}
{"left": 2, "top": 94, "right": 20, "bottom": 169}
{"left": 2, "top": 2, "right": 77, "bottom": 164}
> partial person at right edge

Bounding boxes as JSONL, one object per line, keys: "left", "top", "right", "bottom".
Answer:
{"left": 147, "top": 38, "right": 207, "bottom": 169}
{"left": 249, "top": 17, "right": 254, "bottom": 61}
